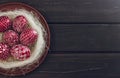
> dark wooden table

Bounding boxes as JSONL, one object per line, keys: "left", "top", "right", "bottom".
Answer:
{"left": 1, "top": 0, "right": 120, "bottom": 78}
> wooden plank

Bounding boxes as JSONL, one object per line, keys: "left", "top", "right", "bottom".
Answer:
{"left": 49, "top": 24, "right": 120, "bottom": 52}
{"left": 1, "top": 53, "right": 120, "bottom": 78}
{"left": 1, "top": 0, "right": 120, "bottom": 23}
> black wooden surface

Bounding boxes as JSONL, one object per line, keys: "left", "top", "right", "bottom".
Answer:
{"left": 0, "top": 0, "right": 120, "bottom": 78}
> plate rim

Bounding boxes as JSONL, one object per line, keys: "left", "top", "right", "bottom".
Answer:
{"left": 0, "top": 2, "right": 50, "bottom": 76}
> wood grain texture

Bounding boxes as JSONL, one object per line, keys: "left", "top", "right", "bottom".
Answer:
{"left": 50, "top": 24, "right": 120, "bottom": 52}
{"left": 1, "top": 54, "right": 120, "bottom": 78}
{"left": 1, "top": 0, "right": 120, "bottom": 52}
{"left": 0, "top": 0, "right": 119, "bottom": 78}
{"left": 1, "top": 0, "right": 120, "bottom": 23}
